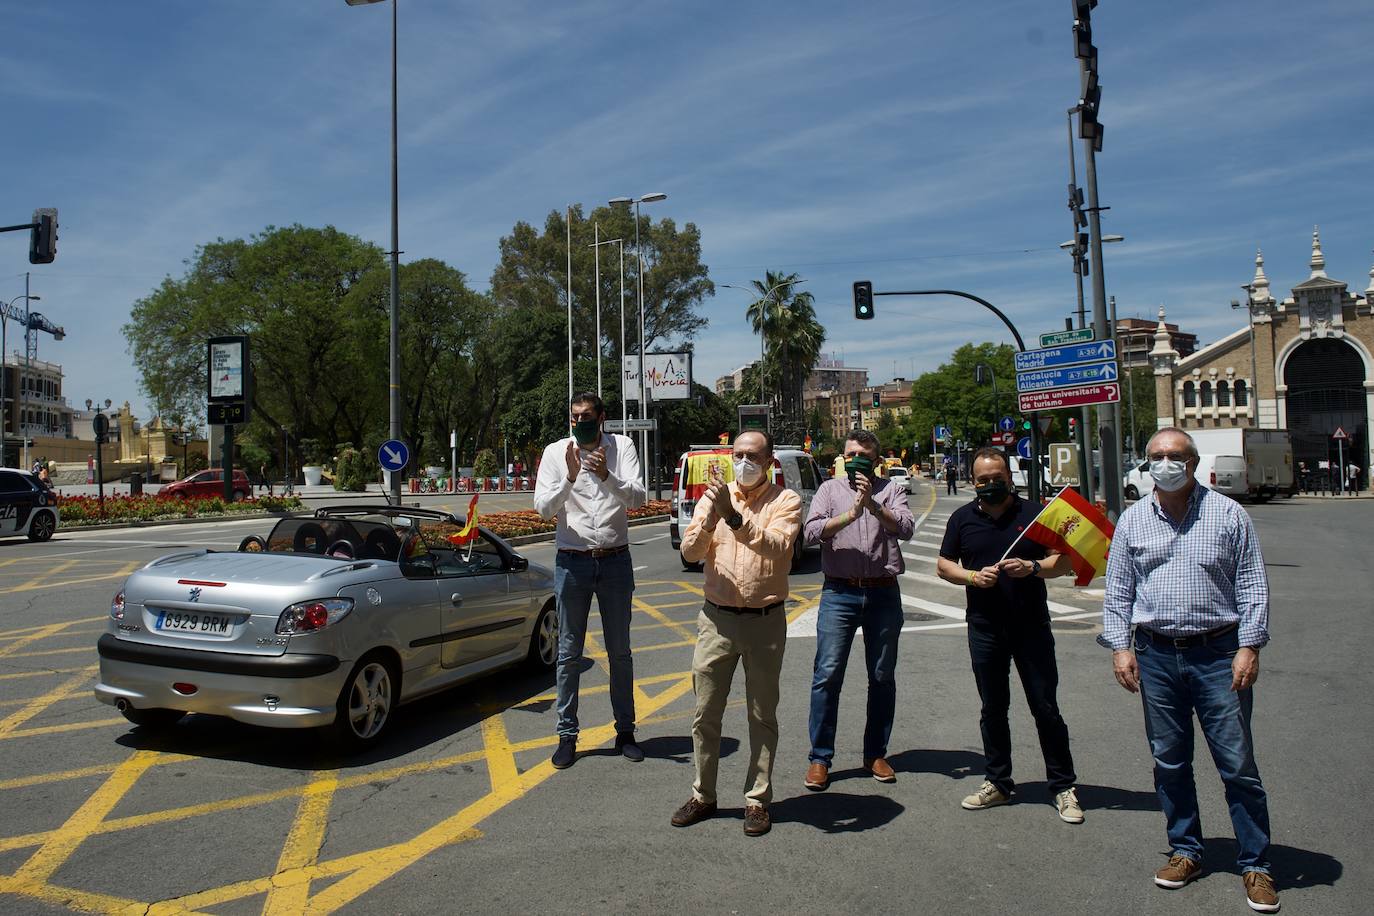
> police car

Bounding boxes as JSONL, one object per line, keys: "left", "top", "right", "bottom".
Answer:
{"left": 0, "top": 467, "right": 59, "bottom": 541}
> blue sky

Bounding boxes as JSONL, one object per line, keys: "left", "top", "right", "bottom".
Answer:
{"left": 3, "top": 0, "right": 1373, "bottom": 423}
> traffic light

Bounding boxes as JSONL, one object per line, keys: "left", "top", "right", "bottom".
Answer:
{"left": 1068, "top": 416, "right": 1078, "bottom": 435}
{"left": 1073, "top": 1, "right": 1104, "bottom": 151}
{"left": 871, "top": 391, "right": 881, "bottom": 409}
{"left": 1021, "top": 418, "right": 1032, "bottom": 432}
{"left": 29, "top": 208, "right": 57, "bottom": 264}
{"left": 853, "top": 280, "right": 874, "bottom": 320}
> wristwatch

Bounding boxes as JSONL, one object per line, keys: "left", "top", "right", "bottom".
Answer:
{"left": 725, "top": 512, "right": 744, "bottom": 530}
{"left": 1030, "top": 559, "right": 1042, "bottom": 576}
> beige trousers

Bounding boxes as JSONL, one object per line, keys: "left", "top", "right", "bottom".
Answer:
{"left": 690, "top": 603, "right": 787, "bottom": 807}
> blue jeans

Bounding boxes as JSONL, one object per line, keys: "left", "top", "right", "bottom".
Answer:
{"left": 554, "top": 550, "right": 635, "bottom": 738}
{"left": 808, "top": 582, "right": 903, "bottom": 766}
{"left": 1134, "top": 626, "right": 1271, "bottom": 873}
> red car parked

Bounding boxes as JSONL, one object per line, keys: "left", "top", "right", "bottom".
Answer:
{"left": 161, "top": 468, "right": 252, "bottom": 501}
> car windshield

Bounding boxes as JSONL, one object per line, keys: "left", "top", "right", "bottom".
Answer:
{"left": 263, "top": 515, "right": 406, "bottom": 560}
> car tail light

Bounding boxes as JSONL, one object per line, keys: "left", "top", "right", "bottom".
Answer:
{"left": 682, "top": 499, "right": 695, "bottom": 519}
{"left": 110, "top": 589, "right": 125, "bottom": 620}
{"left": 276, "top": 598, "right": 354, "bottom": 635}
{"left": 1210, "top": 471, "right": 1217, "bottom": 485}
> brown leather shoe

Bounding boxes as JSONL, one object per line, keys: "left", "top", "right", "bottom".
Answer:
{"left": 743, "top": 805, "right": 771, "bottom": 836}
{"left": 1154, "top": 854, "right": 1202, "bottom": 889}
{"left": 804, "top": 762, "right": 829, "bottom": 791}
{"left": 670, "top": 797, "right": 717, "bottom": 828}
{"left": 864, "top": 757, "right": 896, "bottom": 783}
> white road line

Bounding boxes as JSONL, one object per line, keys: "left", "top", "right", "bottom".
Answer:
{"left": 633, "top": 565, "right": 648, "bottom": 571}
{"left": 900, "top": 593, "right": 964, "bottom": 619}
{"left": 902, "top": 570, "right": 963, "bottom": 590}
{"left": 633, "top": 533, "right": 667, "bottom": 545}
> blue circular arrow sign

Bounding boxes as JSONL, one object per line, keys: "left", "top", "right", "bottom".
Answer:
{"left": 999, "top": 416, "right": 1015, "bottom": 432}
{"left": 1016, "top": 436, "right": 1033, "bottom": 459}
{"left": 377, "top": 439, "right": 410, "bottom": 472}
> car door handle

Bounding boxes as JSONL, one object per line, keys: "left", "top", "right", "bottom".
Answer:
{"left": 450, "top": 593, "right": 463, "bottom": 606}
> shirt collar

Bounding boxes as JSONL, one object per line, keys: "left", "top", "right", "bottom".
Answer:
{"left": 971, "top": 493, "right": 1019, "bottom": 519}
{"left": 733, "top": 480, "right": 774, "bottom": 506}
{"left": 1150, "top": 482, "right": 1204, "bottom": 522}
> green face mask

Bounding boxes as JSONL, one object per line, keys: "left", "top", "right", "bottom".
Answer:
{"left": 572, "top": 418, "right": 601, "bottom": 447}
{"left": 845, "top": 455, "right": 876, "bottom": 482}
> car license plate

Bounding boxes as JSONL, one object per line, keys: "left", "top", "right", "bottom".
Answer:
{"left": 154, "top": 609, "right": 236, "bottom": 636}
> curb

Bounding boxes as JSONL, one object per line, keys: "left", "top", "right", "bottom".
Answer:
{"left": 502, "top": 515, "right": 669, "bottom": 547}
{"left": 61, "top": 512, "right": 672, "bottom": 539}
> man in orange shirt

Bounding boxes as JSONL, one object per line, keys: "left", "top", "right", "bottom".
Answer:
{"left": 670, "top": 430, "right": 802, "bottom": 837}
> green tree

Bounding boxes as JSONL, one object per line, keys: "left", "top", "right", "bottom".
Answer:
{"left": 743, "top": 271, "right": 825, "bottom": 439}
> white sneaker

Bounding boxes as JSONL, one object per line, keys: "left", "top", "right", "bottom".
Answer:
{"left": 1055, "top": 787, "right": 1084, "bottom": 824}
{"left": 961, "top": 780, "right": 1010, "bottom": 810}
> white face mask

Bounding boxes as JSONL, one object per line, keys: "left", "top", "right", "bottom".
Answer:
{"left": 1150, "top": 458, "right": 1191, "bottom": 492}
{"left": 733, "top": 458, "right": 764, "bottom": 487}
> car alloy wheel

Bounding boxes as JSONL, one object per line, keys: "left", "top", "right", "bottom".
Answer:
{"left": 341, "top": 658, "right": 394, "bottom": 743}
{"left": 27, "top": 511, "right": 55, "bottom": 541}
{"left": 529, "top": 600, "right": 558, "bottom": 669}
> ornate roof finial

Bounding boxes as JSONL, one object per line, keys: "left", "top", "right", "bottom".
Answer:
{"left": 1150, "top": 304, "right": 1178, "bottom": 369}
{"left": 1251, "top": 248, "right": 1271, "bottom": 301}
{"left": 1309, "top": 226, "right": 1327, "bottom": 278}
{"left": 1366, "top": 249, "right": 1374, "bottom": 298}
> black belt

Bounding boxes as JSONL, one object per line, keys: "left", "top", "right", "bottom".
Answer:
{"left": 558, "top": 544, "right": 629, "bottom": 558}
{"left": 825, "top": 575, "right": 898, "bottom": 589}
{"left": 1140, "top": 622, "right": 1238, "bottom": 648}
{"left": 705, "top": 599, "right": 783, "bottom": 616}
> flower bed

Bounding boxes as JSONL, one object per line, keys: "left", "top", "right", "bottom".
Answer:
{"left": 478, "top": 499, "right": 670, "bottom": 540}
{"left": 57, "top": 493, "right": 305, "bottom": 525}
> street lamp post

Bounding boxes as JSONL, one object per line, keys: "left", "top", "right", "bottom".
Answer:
{"left": 345, "top": 0, "right": 403, "bottom": 504}
{"left": 85, "top": 398, "right": 112, "bottom": 511}
{"left": 610, "top": 193, "right": 666, "bottom": 495}
{"left": 589, "top": 234, "right": 626, "bottom": 417}
{"left": 0, "top": 292, "right": 40, "bottom": 467}
{"left": 1059, "top": 230, "right": 1123, "bottom": 501}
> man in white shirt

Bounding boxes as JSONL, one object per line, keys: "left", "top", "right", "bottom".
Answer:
{"left": 535, "top": 392, "right": 647, "bottom": 769}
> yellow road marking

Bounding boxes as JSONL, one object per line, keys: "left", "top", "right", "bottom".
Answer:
{"left": 0, "top": 645, "right": 95, "bottom": 659}
{"left": 0, "top": 665, "right": 97, "bottom": 737}
{"left": 4, "top": 561, "right": 141, "bottom": 594}
{"left": 264, "top": 769, "right": 340, "bottom": 916}
{"left": 0, "top": 717, "right": 124, "bottom": 741}
{"left": 0, "top": 622, "right": 72, "bottom": 659}
{"left": 633, "top": 597, "right": 696, "bottom": 643}
{"left": 0, "top": 666, "right": 88, "bottom": 681}
{"left": 13, "top": 750, "right": 160, "bottom": 883}
{"left": 12, "top": 559, "right": 80, "bottom": 592}
{"left": 480, "top": 714, "right": 518, "bottom": 792}
{"left": 0, "top": 874, "right": 164, "bottom": 915}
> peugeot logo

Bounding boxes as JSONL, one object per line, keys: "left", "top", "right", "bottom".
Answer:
{"left": 188, "top": 587, "right": 202, "bottom": 603}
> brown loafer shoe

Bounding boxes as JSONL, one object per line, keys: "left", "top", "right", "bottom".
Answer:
{"left": 804, "top": 761, "right": 829, "bottom": 791}
{"left": 743, "top": 804, "right": 771, "bottom": 837}
{"left": 864, "top": 757, "right": 896, "bottom": 783}
{"left": 671, "top": 797, "right": 717, "bottom": 828}
{"left": 1154, "top": 854, "right": 1202, "bottom": 889}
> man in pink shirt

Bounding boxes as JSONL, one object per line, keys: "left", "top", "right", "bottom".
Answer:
{"left": 670, "top": 430, "right": 802, "bottom": 837}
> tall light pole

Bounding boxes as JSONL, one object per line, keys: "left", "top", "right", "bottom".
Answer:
{"left": 345, "top": 0, "right": 403, "bottom": 503}
{"left": 1059, "top": 230, "right": 1122, "bottom": 500}
{"left": 565, "top": 205, "right": 574, "bottom": 404}
{"left": 0, "top": 292, "right": 40, "bottom": 467}
{"left": 720, "top": 278, "right": 806, "bottom": 415}
{"left": 610, "top": 192, "right": 666, "bottom": 495}
{"left": 590, "top": 234, "right": 626, "bottom": 416}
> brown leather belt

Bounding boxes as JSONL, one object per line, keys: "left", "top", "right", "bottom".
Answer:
{"left": 558, "top": 544, "right": 629, "bottom": 559}
{"left": 825, "top": 575, "right": 899, "bottom": 589}
{"left": 705, "top": 599, "right": 784, "bottom": 616}
{"left": 1140, "top": 622, "right": 1238, "bottom": 649}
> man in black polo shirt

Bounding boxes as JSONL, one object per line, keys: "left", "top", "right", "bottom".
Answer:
{"left": 936, "top": 447, "right": 1084, "bottom": 824}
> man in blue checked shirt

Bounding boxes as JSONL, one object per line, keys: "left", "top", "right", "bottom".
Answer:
{"left": 1103, "top": 427, "right": 1279, "bottom": 914}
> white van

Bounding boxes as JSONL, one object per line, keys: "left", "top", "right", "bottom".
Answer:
{"left": 1123, "top": 454, "right": 1247, "bottom": 501}
{"left": 669, "top": 445, "right": 824, "bottom": 571}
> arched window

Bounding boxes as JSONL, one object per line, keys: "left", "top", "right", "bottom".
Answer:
{"left": 1217, "top": 381, "right": 1231, "bottom": 407}
{"left": 1234, "top": 380, "right": 1248, "bottom": 406}
{"left": 1183, "top": 381, "right": 1196, "bottom": 407}
{"left": 1200, "top": 381, "right": 1213, "bottom": 407}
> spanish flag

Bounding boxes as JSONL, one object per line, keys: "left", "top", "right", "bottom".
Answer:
{"left": 802, "top": 434, "right": 813, "bottom": 453}
{"left": 446, "top": 494, "right": 481, "bottom": 546}
{"left": 1021, "top": 486, "right": 1115, "bottom": 586}
{"left": 718, "top": 432, "right": 730, "bottom": 445}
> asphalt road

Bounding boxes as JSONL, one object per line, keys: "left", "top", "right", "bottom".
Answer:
{"left": 0, "top": 479, "right": 1365, "bottom": 914}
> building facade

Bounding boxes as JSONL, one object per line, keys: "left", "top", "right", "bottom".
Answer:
{"left": 1152, "top": 231, "right": 1373, "bottom": 490}
{"left": 1117, "top": 316, "right": 1196, "bottom": 368}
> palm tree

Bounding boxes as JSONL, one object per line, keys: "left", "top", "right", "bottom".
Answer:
{"left": 744, "top": 271, "right": 826, "bottom": 431}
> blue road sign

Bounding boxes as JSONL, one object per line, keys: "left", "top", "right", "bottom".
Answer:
{"left": 935, "top": 425, "right": 951, "bottom": 442}
{"left": 1016, "top": 359, "right": 1119, "bottom": 393}
{"left": 1014, "top": 339, "right": 1117, "bottom": 372}
{"left": 998, "top": 416, "right": 1015, "bottom": 433}
{"left": 377, "top": 439, "right": 410, "bottom": 472}
{"left": 1017, "top": 436, "right": 1032, "bottom": 459}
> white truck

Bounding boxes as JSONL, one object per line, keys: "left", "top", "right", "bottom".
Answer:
{"left": 1188, "top": 428, "right": 1296, "bottom": 500}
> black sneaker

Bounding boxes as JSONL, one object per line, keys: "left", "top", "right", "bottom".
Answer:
{"left": 551, "top": 736, "right": 577, "bottom": 769}
{"left": 615, "top": 732, "right": 644, "bottom": 762}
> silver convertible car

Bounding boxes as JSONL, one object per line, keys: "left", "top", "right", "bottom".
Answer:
{"left": 95, "top": 506, "right": 557, "bottom": 749}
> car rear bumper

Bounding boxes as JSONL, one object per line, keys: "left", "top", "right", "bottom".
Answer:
{"left": 94, "top": 634, "right": 344, "bottom": 729}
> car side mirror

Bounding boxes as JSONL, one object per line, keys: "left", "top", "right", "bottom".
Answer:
{"left": 507, "top": 554, "right": 528, "bottom": 572}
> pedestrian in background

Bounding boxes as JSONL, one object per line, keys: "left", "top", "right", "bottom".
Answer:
{"left": 1103, "top": 427, "right": 1278, "bottom": 912}
{"left": 534, "top": 392, "right": 646, "bottom": 770}
{"left": 802, "top": 429, "right": 914, "bottom": 791}
{"left": 944, "top": 454, "right": 958, "bottom": 495}
{"left": 935, "top": 448, "right": 1083, "bottom": 824}
{"left": 672, "top": 430, "right": 801, "bottom": 837}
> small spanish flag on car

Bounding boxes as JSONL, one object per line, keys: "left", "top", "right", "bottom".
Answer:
{"left": 803, "top": 434, "right": 813, "bottom": 453}
{"left": 718, "top": 432, "right": 730, "bottom": 445}
{"left": 1016, "top": 486, "right": 1115, "bottom": 586}
{"left": 446, "top": 494, "right": 481, "bottom": 546}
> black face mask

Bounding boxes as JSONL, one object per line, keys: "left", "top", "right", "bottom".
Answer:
{"left": 572, "top": 418, "right": 600, "bottom": 447}
{"left": 975, "top": 480, "right": 1010, "bottom": 504}
{"left": 845, "top": 455, "right": 876, "bottom": 484}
